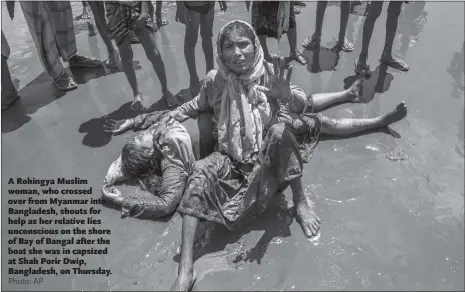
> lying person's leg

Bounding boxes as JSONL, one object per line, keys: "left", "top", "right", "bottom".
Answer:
{"left": 310, "top": 77, "right": 363, "bottom": 112}
{"left": 320, "top": 101, "right": 407, "bottom": 136}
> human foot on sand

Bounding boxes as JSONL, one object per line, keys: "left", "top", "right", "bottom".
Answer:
{"left": 68, "top": 55, "right": 102, "bottom": 68}
{"left": 296, "top": 198, "right": 321, "bottom": 238}
{"left": 289, "top": 50, "right": 308, "bottom": 65}
{"left": 302, "top": 35, "right": 321, "bottom": 50}
{"left": 171, "top": 268, "right": 196, "bottom": 291}
{"left": 381, "top": 101, "right": 408, "bottom": 126}
{"left": 53, "top": 72, "right": 78, "bottom": 91}
{"left": 380, "top": 54, "right": 409, "bottom": 72}
{"left": 347, "top": 78, "right": 364, "bottom": 103}
{"left": 337, "top": 37, "right": 354, "bottom": 52}
{"left": 130, "top": 93, "right": 147, "bottom": 113}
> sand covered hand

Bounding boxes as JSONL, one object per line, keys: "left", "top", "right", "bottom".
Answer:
{"left": 104, "top": 119, "right": 134, "bottom": 135}
{"left": 259, "top": 56, "right": 293, "bottom": 103}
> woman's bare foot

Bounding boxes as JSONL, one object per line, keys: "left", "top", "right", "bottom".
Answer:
{"left": 171, "top": 268, "right": 195, "bottom": 291}
{"left": 131, "top": 93, "right": 147, "bottom": 113}
{"left": 295, "top": 198, "right": 321, "bottom": 238}
{"left": 381, "top": 101, "right": 408, "bottom": 126}
{"left": 347, "top": 78, "right": 363, "bottom": 103}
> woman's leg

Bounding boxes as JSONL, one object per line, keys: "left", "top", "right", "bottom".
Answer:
{"left": 200, "top": 9, "right": 215, "bottom": 73}
{"left": 290, "top": 176, "right": 321, "bottom": 238}
{"left": 320, "top": 101, "right": 407, "bottom": 136}
{"left": 287, "top": 27, "right": 307, "bottom": 65}
{"left": 171, "top": 214, "right": 199, "bottom": 291}
{"left": 311, "top": 78, "right": 363, "bottom": 112}
{"left": 135, "top": 26, "right": 177, "bottom": 107}
{"left": 184, "top": 11, "right": 201, "bottom": 93}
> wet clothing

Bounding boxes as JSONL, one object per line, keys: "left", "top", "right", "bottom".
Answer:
{"left": 20, "top": 1, "right": 77, "bottom": 81}
{"left": 251, "top": 1, "right": 296, "bottom": 40}
{"left": 105, "top": 1, "right": 156, "bottom": 46}
{"left": 170, "top": 69, "right": 322, "bottom": 229}
{"left": 103, "top": 111, "right": 196, "bottom": 219}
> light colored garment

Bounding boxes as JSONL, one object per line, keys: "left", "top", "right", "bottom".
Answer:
{"left": 20, "top": 1, "right": 76, "bottom": 81}
{"left": 276, "top": 1, "right": 291, "bottom": 40}
{"left": 1, "top": 31, "right": 10, "bottom": 59}
{"left": 215, "top": 20, "right": 272, "bottom": 163}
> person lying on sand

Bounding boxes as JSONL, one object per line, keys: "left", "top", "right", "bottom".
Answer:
{"left": 102, "top": 111, "right": 195, "bottom": 219}
{"left": 106, "top": 20, "right": 408, "bottom": 291}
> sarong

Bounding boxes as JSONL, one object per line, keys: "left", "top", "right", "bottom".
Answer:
{"left": 252, "top": 1, "right": 296, "bottom": 39}
{"left": 20, "top": 1, "right": 76, "bottom": 81}
{"left": 105, "top": 1, "right": 156, "bottom": 46}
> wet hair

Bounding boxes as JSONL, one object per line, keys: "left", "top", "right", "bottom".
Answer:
{"left": 219, "top": 21, "right": 256, "bottom": 50}
{"left": 121, "top": 141, "right": 154, "bottom": 177}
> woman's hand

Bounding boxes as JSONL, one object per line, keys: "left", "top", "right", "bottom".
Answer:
{"left": 103, "top": 118, "right": 134, "bottom": 135}
{"left": 219, "top": 1, "right": 228, "bottom": 12}
{"left": 175, "top": 2, "right": 190, "bottom": 24}
{"left": 277, "top": 111, "right": 309, "bottom": 135}
{"left": 258, "top": 56, "right": 294, "bottom": 103}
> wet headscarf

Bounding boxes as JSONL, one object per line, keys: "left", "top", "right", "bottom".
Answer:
{"left": 216, "top": 20, "right": 272, "bottom": 163}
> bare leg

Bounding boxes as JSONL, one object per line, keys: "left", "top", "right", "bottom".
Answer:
{"left": 184, "top": 11, "right": 201, "bottom": 94}
{"left": 320, "top": 102, "right": 408, "bottom": 136}
{"left": 290, "top": 177, "right": 321, "bottom": 238}
{"left": 80, "top": 1, "right": 91, "bottom": 19}
{"left": 259, "top": 35, "right": 273, "bottom": 63}
{"left": 287, "top": 26, "right": 307, "bottom": 65}
{"left": 135, "top": 26, "right": 177, "bottom": 107}
{"left": 117, "top": 37, "right": 144, "bottom": 111}
{"left": 171, "top": 214, "right": 198, "bottom": 291}
{"left": 337, "top": 1, "right": 353, "bottom": 52}
{"left": 1, "top": 56, "right": 19, "bottom": 110}
{"left": 357, "top": 1, "right": 383, "bottom": 68}
{"left": 200, "top": 10, "right": 214, "bottom": 73}
{"left": 155, "top": 1, "right": 168, "bottom": 27}
{"left": 302, "top": 0, "right": 327, "bottom": 48}
{"left": 311, "top": 77, "right": 363, "bottom": 112}
{"left": 87, "top": 1, "right": 119, "bottom": 68}
{"left": 380, "top": 1, "right": 409, "bottom": 71}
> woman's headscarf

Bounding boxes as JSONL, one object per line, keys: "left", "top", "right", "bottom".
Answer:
{"left": 216, "top": 20, "right": 272, "bottom": 163}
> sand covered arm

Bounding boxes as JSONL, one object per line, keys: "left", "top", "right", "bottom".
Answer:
{"left": 101, "top": 156, "right": 127, "bottom": 205}
{"left": 131, "top": 111, "right": 169, "bottom": 131}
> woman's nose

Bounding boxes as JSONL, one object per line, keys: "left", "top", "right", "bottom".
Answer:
{"left": 233, "top": 46, "right": 242, "bottom": 56}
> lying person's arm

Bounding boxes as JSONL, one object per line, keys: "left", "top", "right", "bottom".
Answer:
{"left": 104, "top": 111, "right": 170, "bottom": 135}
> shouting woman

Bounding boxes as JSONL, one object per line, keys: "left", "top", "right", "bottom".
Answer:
{"left": 106, "top": 20, "right": 407, "bottom": 291}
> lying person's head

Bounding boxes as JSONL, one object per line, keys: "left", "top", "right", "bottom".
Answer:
{"left": 217, "top": 20, "right": 261, "bottom": 75}
{"left": 121, "top": 133, "right": 162, "bottom": 177}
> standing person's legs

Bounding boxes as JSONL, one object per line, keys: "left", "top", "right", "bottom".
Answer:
{"left": 86, "top": 1, "right": 120, "bottom": 68}
{"left": 286, "top": 2, "right": 307, "bottom": 65}
{"left": 199, "top": 8, "right": 214, "bottom": 74}
{"left": 302, "top": 0, "right": 327, "bottom": 48}
{"left": 155, "top": 1, "right": 169, "bottom": 28}
{"left": 184, "top": 10, "right": 202, "bottom": 95}
{"left": 337, "top": 1, "right": 353, "bottom": 52}
{"left": 80, "top": 1, "right": 91, "bottom": 19}
{"left": 20, "top": 1, "right": 77, "bottom": 91}
{"left": 259, "top": 35, "right": 273, "bottom": 63}
{"left": 135, "top": 26, "right": 177, "bottom": 107}
{"left": 355, "top": 0, "right": 384, "bottom": 74}
{"left": 1, "top": 56, "right": 20, "bottom": 110}
{"left": 47, "top": 1, "right": 101, "bottom": 68}
{"left": 380, "top": 1, "right": 409, "bottom": 71}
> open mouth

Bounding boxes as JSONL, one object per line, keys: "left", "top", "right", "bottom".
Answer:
{"left": 234, "top": 59, "right": 245, "bottom": 65}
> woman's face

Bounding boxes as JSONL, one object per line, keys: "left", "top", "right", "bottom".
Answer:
{"left": 222, "top": 29, "right": 255, "bottom": 74}
{"left": 133, "top": 133, "right": 153, "bottom": 149}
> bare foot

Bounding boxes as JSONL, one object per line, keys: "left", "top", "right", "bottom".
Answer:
{"left": 131, "top": 93, "right": 147, "bottom": 113}
{"left": 347, "top": 78, "right": 364, "bottom": 103}
{"left": 171, "top": 269, "right": 195, "bottom": 291}
{"left": 381, "top": 101, "right": 408, "bottom": 126}
{"left": 295, "top": 199, "right": 321, "bottom": 238}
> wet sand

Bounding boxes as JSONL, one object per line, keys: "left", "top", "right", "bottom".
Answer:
{"left": 1, "top": 1, "right": 464, "bottom": 291}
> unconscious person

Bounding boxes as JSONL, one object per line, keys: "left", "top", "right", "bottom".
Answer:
{"left": 101, "top": 111, "right": 195, "bottom": 219}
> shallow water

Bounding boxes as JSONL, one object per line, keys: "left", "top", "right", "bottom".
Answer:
{"left": 1, "top": 1, "right": 464, "bottom": 291}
